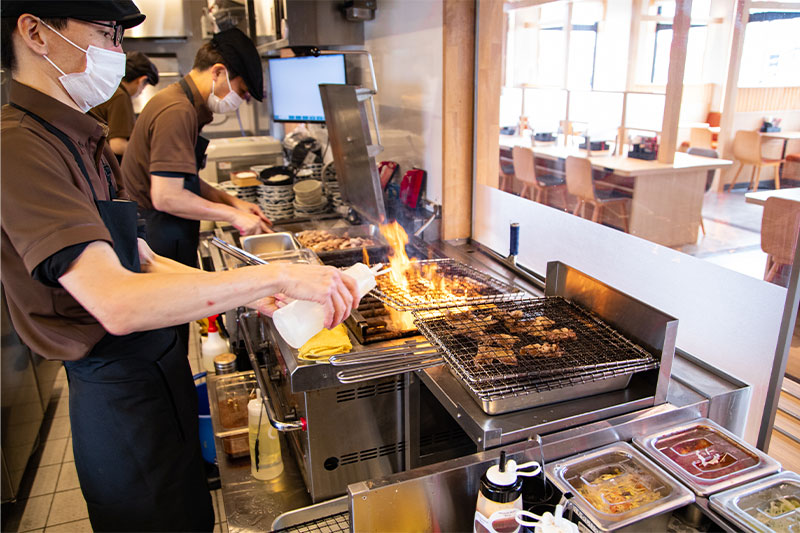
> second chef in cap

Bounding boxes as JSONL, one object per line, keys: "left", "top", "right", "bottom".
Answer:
{"left": 122, "top": 27, "right": 271, "bottom": 271}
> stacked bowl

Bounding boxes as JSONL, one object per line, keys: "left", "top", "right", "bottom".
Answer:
{"left": 255, "top": 165, "right": 295, "bottom": 221}
{"left": 293, "top": 179, "right": 328, "bottom": 216}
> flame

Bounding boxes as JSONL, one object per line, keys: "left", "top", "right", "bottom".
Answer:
{"left": 378, "top": 221, "right": 472, "bottom": 330}
{"left": 362, "top": 247, "right": 370, "bottom": 266}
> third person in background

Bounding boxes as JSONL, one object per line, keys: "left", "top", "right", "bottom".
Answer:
{"left": 91, "top": 50, "right": 158, "bottom": 162}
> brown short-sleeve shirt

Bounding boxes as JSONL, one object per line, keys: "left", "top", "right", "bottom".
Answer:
{"left": 1, "top": 80, "right": 124, "bottom": 361}
{"left": 91, "top": 85, "right": 135, "bottom": 141}
{"left": 121, "top": 76, "right": 213, "bottom": 210}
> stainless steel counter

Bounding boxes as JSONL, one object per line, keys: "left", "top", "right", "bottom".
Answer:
{"left": 203, "top": 228, "right": 752, "bottom": 531}
{"left": 206, "top": 371, "right": 312, "bottom": 533}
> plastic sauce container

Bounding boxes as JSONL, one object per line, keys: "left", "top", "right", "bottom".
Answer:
{"left": 248, "top": 393, "right": 283, "bottom": 480}
{"left": 272, "top": 263, "right": 376, "bottom": 348}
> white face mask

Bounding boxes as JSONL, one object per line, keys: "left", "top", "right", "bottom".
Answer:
{"left": 207, "top": 70, "right": 244, "bottom": 114}
{"left": 40, "top": 20, "right": 126, "bottom": 113}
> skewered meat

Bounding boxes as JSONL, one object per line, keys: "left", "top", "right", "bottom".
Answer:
{"left": 543, "top": 327, "right": 577, "bottom": 342}
{"left": 296, "top": 230, "right": 376, "bottom": 252}
{"left": 520, "top": 343, "right": 562, "bottom": 357}
{"left": 475, "top": 344, "right": 518, "bottom": 366}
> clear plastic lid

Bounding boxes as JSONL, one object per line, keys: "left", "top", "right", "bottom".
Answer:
{"left": 653, "top": 425, "right": 758, "bottom": 480}
{"left": 736, "top": 480, "right": 800, "bottom": 532}
{"left": 710, "top": 472, "right": 800, "bottom": 533}
{"left": 633, "top": 418, "right": 780, "bottom": 496}
{"left": 562, "top": 450, "right": 671, "bottom": 516}
{"left": 547, "top": 442, "right": 694, "bottom": 531}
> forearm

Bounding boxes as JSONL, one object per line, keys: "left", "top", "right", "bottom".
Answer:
{"left": 109, "top": 137, "right": 128, "bottom": 156}
{"left": 153, "top": 186, "right": 239, "bottom": 223}
{"left": 199, "top": 179, "right": 238, "bottom": 206}
{"left": 61, "top": 242, "right": 289, "bottom": 335}
{"left": 108, "top": 267, "right": 285, "bottom": 332}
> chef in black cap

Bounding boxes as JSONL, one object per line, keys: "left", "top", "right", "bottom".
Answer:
{"left": 121, "top": 27, "right": 273, "bottom": 361}
{"left": 122, "top": 27, "right": 272, "bottom": 272}
{"left": 91, "top": 51, "right": 159, "bottom": 161}
{"left": 2, "top": 1, "right": 362, "bottom": 531}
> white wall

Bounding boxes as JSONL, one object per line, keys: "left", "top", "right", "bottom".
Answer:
{"left": 364, "top": 0, "right": 444, "bottom": 204}
{"left": 473, "top": 185, "right": 786, "bottom": 445}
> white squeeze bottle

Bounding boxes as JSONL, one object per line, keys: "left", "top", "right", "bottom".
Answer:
{"left": 272, "top": 263, "right": 377, "bottom": 349}
{"left": 202, "top": 314, "right": 229, "bottom": 373}
{"left": 248, "top": 391, "right": 283, "bottom": 480}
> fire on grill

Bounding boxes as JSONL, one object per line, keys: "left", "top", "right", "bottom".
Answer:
{"left": 371, "top": 222, "right": 525, "bottom": 312}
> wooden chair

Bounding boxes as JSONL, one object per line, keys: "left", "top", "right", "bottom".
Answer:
{"left": 511, "top": 146, "right": 567, "bottom": 208}
{"left": 729, "top": 130, "right": 783, "bottom": 191}
{"left": 499, "top": 147, "right": 515, "bottom": 192}
{"left": 689, "top": 127, "right": 714, "bottom": 150}
{"left": 564, "top": 156, "right": 629, "bottom": 232}
{"left": 761, "top": 197, "right": 800, "bottom": 284}
{"left": 686, "top": 147, "right": 719, "bottom": 236}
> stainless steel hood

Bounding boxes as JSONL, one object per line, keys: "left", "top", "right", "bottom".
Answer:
{"left": 255, "top": 0, "right": 366, "bottom": 52}
{"left": 319, "top": 84, "right": 386, "bottom": 224}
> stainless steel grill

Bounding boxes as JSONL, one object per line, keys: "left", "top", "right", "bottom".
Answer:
{"left": 345, "top": 294, "right": 418, "bottom": 344}
{"left": 372, "top": 258, "right": 526, "bottom": 311}
{"left": 413, "top": 297, "right": 659, "bottom": 413}
{"left": 319, "top": 246, "right": 426, "bottom": 344}
{"left": 276, "top": 512, "right": 349, "bottom": 533}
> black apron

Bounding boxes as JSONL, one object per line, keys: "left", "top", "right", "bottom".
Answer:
{"left": 139, "top": 78, "right": 209, "bottom": 269}
{"left": 11, "top": 104, "right": 214, "bottom": 532}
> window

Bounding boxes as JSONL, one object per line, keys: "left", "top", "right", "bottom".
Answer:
{"left": 642, "top": 0, "right": 711, "bottom": 85}
{"left": 739, "top": 11, "right": 800, "bottom": 87}
{"left": 650, "top": 23, "right": 707, "bottom": 84}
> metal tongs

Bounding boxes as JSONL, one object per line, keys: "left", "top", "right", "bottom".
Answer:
{"left": 210, "top": 236, "right": 268, "bottom": 266}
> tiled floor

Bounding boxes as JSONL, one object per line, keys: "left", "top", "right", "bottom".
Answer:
{"left": 1, "top": 325, "right": 228, "bottom": 533}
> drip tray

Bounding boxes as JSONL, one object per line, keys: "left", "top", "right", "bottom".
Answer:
{"left": 450, "top": 366, "right": 633, "bottom": 415}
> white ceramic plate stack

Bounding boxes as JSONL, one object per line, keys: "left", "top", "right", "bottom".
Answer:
{"left": 293, "top": 179, "right": 328, "bottom": 216}
{"left": 219, "top": 181, "right": 260, "bottom": 203}
{"left": 323, "top": 178, "right": 342, "bottom": 208}
{"left": 258, "top": 173, "right": 295, "bottom": 221}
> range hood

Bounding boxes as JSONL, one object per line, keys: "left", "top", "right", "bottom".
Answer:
{"left": 254, "top": 0, "right": 367, "bottom": 52}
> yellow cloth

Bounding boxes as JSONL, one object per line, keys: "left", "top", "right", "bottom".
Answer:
{"left": 298, "top": 324, "right": 352, "bottom": 361}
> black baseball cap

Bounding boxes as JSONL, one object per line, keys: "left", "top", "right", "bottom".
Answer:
{"left": 126, "top": 51, "right": 158, "bottom": 85}
{"left": 211, "top": 28, "right": 264, "bottom": 102}
{"left": 1, "top": 0, "right": 146, "bottom": 29}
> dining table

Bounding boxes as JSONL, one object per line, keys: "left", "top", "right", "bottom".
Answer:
{"left": 506, "top": 144, "right": 733, "bottom": 247}
{"left": 744, "top": 187, "right": 800, "bottom": 206}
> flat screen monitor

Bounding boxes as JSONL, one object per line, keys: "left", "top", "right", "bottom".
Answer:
{"left": 267, "top": 55, "right": 346, "bottom": 123}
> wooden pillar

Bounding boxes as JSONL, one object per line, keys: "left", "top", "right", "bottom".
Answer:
{"left": 618, "top": 0, "right": 643, "bottom": 155}
{"left": 717, "top": 0, "right": 749, "bottom": 191}
{"left": 474, "top": 0, "right": 504, "bottom": 192}
{"left": 658, "top": 0, "right": 692, "bottom": 164}
{"left": 442, "top": 0, "right": 477, "bottom": 240}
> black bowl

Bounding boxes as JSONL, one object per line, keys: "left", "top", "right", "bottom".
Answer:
{"left": 258, "top": 165, "right": 296, "bottom": 186}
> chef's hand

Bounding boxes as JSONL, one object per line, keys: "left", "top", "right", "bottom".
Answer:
{"left": 247, "top": 295, "right": 287, "bottom": 316}
{"left": 230, "top": 210, "right": 270, "bottom": 236}
{"left": 275, "top": 265, "right": 361, "bottom": 328}
{"left": 232, "top": 198, "right": 272, "bottom": 233}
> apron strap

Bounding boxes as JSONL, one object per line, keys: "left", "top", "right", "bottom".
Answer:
{"left": 178, "top": 78, "right": 195, "bottom": 106}
{"left": 9, "top": 102, "right": 118, "bottom": 201}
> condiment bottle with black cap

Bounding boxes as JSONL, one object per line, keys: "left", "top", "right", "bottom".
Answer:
{"left": 474, "top": 451, "right": 541, "bottom": 533}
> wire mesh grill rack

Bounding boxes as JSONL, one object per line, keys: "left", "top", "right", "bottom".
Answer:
{"left": 275, "top": 512, "right": 349, "bottom": 533}
{"left": 413, "top": 297, "right": 659, "bottom": 397}
{"left": 371, "top": 258, "right": 526, "bottom": 311}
